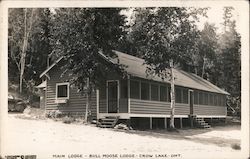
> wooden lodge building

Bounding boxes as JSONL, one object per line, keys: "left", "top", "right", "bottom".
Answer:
{"left": 38, "top": 50, "right": 229, "bottom": 129}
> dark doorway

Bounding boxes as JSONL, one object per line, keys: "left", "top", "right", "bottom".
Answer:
{"left": 108, "top": 81, "right": 118, "bottom": 113}
{"left": 189, "top": 90, "right": 194, "bottom": 115}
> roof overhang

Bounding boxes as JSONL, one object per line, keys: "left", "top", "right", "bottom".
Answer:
{"left": 36, "top": 80, "right": 47, "bottom": 88}
{"left": 39, "top": 56, "right": 64, "bottom": 78}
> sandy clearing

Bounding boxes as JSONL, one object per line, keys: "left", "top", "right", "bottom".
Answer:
{"left": 1, "top": 115, "right": 243, "bottom": 159}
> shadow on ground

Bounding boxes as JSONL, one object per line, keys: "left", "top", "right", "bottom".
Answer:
{"left": 113, "top": 125, "right": 240, "bottom": 148}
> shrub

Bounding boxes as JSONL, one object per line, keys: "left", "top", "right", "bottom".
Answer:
{"left": 62, "top": 116, "right": 75, "bottom": 124}
{"left": 231, "top": 143, "right": 241, "bottom": 150}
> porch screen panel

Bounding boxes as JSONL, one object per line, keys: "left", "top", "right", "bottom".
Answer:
{"left": 194, "top": 91, "right": 198, "bottom": 104}
{"left": 141, "top": 82, "right": 149, "bottom": 100}
{"left": 130, "top": 80, "right": 140, "bottom": 99}
{"left": 160, "top": 85, "right": 167, "bottom": 102}
{"left": 175, "top": 87, "right": 182, "bottom": 103}
{"left": 204, "top": 93, "right": 208, "bottom": 105}
{"left": 151, "top": 84, "right": 159, "bottom": 101}
{"left": 199, "top": 91, "right": 204, "bottom": 105}
{"left": 208, "top": 93, "right": 213, "bottom": 105}
{"left": 183, "top": 89, "right": 188, "bottom": 104}
{"left": 120, "top": 80, "right": 128, "bottom": 98}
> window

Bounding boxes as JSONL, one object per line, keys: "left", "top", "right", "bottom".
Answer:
{"left": 183, "top": 89, "right": 188, "bottom": 104}
{"left": 175, "top": 87, "right": 182, "bottom": 103}
{"left": 151, "top": 84, "right": 159, "bottom": 101}
{"left": 199, "top": 92, "right": 203, "bottom": 105}
{"left": 160, "top": 85, "right": 168, "bottom": 102}
{"left": 56, "top": 83, "right": 69, "bottom": 99}
{"left": 208, "top": 94, "right": 212, "bottom": 105}
{"left": 120, "top": 80, "right": 128, "bottom": 98}
{"left": 194, "top": 91, "right": 198, "bottom": 104}
{"left": 141, "top": 82, "right": 149, "bottom": 100}
{"left": 130, "top": 80, "right": 140, "bottom": 99}
{"left": 204, "top": 93, "right": 208, "bottom": 105}
{"left": 214, "top": 94, "right": 218, "bottom": 106}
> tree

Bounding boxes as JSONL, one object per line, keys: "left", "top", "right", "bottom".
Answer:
{"left": 50, "top": 8, "right": 127, "bottom": 121}
{"left": 8, "top": 8, "right": 52, "bottom": 95}
{"left": 128, "top": 7, "right": 207, "bottom": 129}
{"left": 196, "top": 22, "right": 218, "bottom": 79}
{"left": 218, "top": 19, "right": 241, "bottom": 115}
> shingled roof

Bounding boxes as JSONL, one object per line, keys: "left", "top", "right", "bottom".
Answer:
{"left": 40, "top": 50, "right": 229, "bottom": 95}
{"left": 110, "top": 50, "right": 229, "bottom": 95}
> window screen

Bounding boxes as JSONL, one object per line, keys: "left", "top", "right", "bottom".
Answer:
{"left": 199, "top": 92, "right": 203, "bottom": 105}
{"left": 204, "top": 93, "right": 208, "bottom": 105}
{"left": 141, "top": 82, "right": 149, "bottom": 100}
{"left": 160, "top": 85, "right": 167, "bottom": 102}
{"left": 120, "top": 80, "right": 128, "bottom": 98}
{"left": 130, "top": 80, "right": 140, "bottom": 99}
{"left": 183, "top": 89, "right": 188, "bottom": 104}
{"left": 194, "top": 91, "right": 198, "bottom": 104}
{"left": 151, "top": 84, "right": 159, "bottom": 101}
{"left": 175, "top": 87, "right": 182, "bottom": 103}
{"left": 57, "top": 84, "right": 68, "bottom": 98}
{"left": 208, "top": 94, "right": 212, "bottom": 105}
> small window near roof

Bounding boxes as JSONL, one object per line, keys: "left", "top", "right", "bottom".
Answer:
{"left": 56, "top": 83, "right": 69, "bottom": 99}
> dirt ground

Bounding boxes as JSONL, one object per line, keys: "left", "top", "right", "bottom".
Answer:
{"left": 1, "top": 114, "right": 243, "bottom": 159}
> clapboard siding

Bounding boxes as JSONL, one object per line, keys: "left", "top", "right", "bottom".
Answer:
{"left": 130, "top": 99, "right": 189, "bottom": 115}
{"left": 46, "top": 64, "right": 97, "bottom": 119}
{"left": 194, "top": 104, "right": 226, "bottom": 116}
{"left": 119, "top": 98, "right": 128, "bottom": 113}
{"left": 99, "top": 99, "right": 107, "bottom": 113}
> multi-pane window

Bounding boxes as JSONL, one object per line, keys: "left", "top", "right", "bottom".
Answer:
{"left": 151, "top": 84, "right": 159, "bottom": 101}
{"left": 141, "top": 82, "right": 150, "bottom": 100}
{"left": 160, "top": 85, "right": 168, "bottom": 102}
{"left": 56, "top": 83, "right": 69, "bottom": 99}
{"left": 130, "top": 80, "right": 140, "bottom": 99}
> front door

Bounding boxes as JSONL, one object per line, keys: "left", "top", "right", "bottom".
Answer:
{"left": 189, "top": 90, "right": 194, "bottom": 115}
{"left": 108, "top": 81, "right": 118, "bottom": 113}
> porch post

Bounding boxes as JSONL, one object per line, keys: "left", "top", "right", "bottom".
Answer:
{"left": 128, "top": 76, "right": 130, "bottom": 113}
{"left": 164, "top": 118, "right": 167, "bottom": 129}
{"left": 180, "top": 118, "right": 183, "bottom": 129}
{"left": 96, "top": 89, "right": 99, "bottom": 120}
{"left": 150, "top": 117, "right": 152, "bottom": 129}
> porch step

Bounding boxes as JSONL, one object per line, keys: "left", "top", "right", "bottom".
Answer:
{"left": 97, "top": 116, "right": 119, "bottom": 128}
{"left": 194, "top": 117, "right": 211, "bottom": 129}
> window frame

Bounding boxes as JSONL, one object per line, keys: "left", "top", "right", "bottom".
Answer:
{"left": 56, "top": 82, "right": 70, "bottom": 100}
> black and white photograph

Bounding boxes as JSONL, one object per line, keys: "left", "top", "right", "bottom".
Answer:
{"left": 0, "top": 1, "right": 249, "bottom": 159}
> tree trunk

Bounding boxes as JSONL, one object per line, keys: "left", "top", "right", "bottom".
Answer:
{"left": 169, "top": 59, "right": 175, "bottom": 129}
{"left": 201, "top": 56, "right": 206, "bottom": 78}
{"left": 85, "top": 77, "right": 90, "bottom": 122}
{"left": 19, "top": 8, "right": 35, "bottom": 93}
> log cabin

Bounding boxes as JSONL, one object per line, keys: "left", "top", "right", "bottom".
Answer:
{"left": 38, "top": 50, "right": 229, "bottom": 129}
